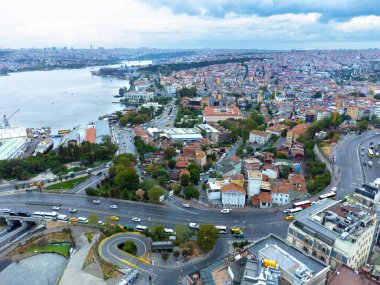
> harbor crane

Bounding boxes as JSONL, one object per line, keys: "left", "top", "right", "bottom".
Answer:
{"left": 2, "top": 109, "right": 20, "bottom": 128}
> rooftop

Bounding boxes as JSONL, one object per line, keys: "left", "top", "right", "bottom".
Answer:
{"left": 203, "top": 106, "right": 242, "bottom": 117}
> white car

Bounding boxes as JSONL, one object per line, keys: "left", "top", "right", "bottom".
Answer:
{"left": 331, "top": 187, "right": 337, "bottom": 193}
{"left": 182, "top": 203, "right": 190, "bottom": 208}
{"left": 2, "top": 209, "right": 11, "bottom": 213}
{"left": 98, "top": 221, "right": 105, "bottom": 226}
{"left": 93, "top": 200, "right": 101, "bottom": 204}
{"left": 69, "top": 208, "right": 77, "bottom": 213}
{"left": 110, "top": 205, "right": 118, "bottom": 209}
{"left": 220, "top": 209, "right": 231, "bottom": 214}
{"left": 52, "top": 206, "right": 60, "bottom": 210}
{"left": 132, "top": 217, "right": 141, "bottom": 222}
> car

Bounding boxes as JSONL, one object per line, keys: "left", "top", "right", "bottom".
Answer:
{"left": 230, "top": 228, "right": 242, "bottom": 234}
{"left": 69, "top": 208, "right": 77, "bottom": 213}
{"left": 70, "top": 217, "right": 78, "bottom": 223}
{"left": 93, "top": 200, "right": 101, "bottom": 204}
{"left": 182, "top": 203, "right": 190, "bottom": 208}
{"left": 132, "top": 217, "right": 141, "bottom": 222}
{"left": 78, "top": 217, "right": 88, "bottom": 224}
{"left": 98, "top": 221, "right": 105, "bottom": 226}
{"left": 361, "top": 152, "right": 364, "bottom": 156}
{"left": 234, "top": 233, "right": 245, "bottom": 238}
{"left": 110, "top": 216, "right": 119, "bottom": 221}
{"left": 221, "top": 208, "right": 231, "bottom": 214}
{"left": 189, "top": 222, "right": 199, "bottom": 229}
{"left": 2, "top": 209, "right": 11, "bottom": 213}
{"left": 331, "top": 187, "right": 337, "bottom": 193}
{"left": 52, "top": 206, "right": 60, "bottom": 210}
{"left": 110, "top": 205, "right": 118, "bottom": 209}
{"left": 284, "top": 215, "right": 294, "bottom": 221}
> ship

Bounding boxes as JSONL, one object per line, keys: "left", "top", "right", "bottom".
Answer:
{"left": 58, "top": 129, "right": 71, "bottom": 135}
{"left": 33, "top": 138, "right": 53, "bottom": 156}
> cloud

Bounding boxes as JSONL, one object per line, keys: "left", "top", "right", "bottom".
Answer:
{"left": 142, "top": 0, "right": 380, "bottom": 22}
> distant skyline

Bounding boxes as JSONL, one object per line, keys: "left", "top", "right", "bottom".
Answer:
{"left": 1, "top": 0, "right": 380, "bottom": 50}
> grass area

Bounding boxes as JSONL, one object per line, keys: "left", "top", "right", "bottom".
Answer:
{"left": 44, "top": 176, "right": 89, "bottom": 190}
{"left": 28, "top": 243, "right": 71, "bottom": 257}
{"left": 85, "top": 231, "right": 95, "bottom": 243}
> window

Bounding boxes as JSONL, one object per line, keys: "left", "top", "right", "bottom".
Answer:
{"left": 320, "top": 256, "right": 325, "bottom": 263}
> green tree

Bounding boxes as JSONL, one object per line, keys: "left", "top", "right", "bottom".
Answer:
{"left": 183, "top": 185, "right": 199, "bottom": 200}
{"left": 148, "top": 186, "right": 166, "bottom": 203}
{"left": 150, "top": 224, "right": 165, "bottom": 241}
{"left": 138, "top": 178, "right": 158, "bottom": 191}
{"left": 161, "top": 252, "right": 169, "bottom": 261}
{"left": 357, "top": 119, "right": 369, "bottom": 131}
{"left": 122, "top": 240, "right": 137, "bottom": 255}
{"left": 168, "top": 159, "right": 176, "bottom": 169}
{"left": 188, "top": 163, "right": 200, "bottom": 185}
{"left": 173, "top": 250, "right": 180, "bottom": 259}
{"left": 164, "top": 147, "right": 177, "bottom": 160}
{"left": 180, "top": 174, "right": 190, "bottom": 187}
{"left": 87, "top": 213, "right": 99, "bottom": 226}
{"left": 197, "top": 224, "right": 220, "bottom": 252}
{"left": 174, "top": 225, "right": 190, "bottom": 241}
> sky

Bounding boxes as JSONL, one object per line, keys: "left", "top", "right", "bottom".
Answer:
{"left": 0, "top": 0, "right": 380, "bottom": 50}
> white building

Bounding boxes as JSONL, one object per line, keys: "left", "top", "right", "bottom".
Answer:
{"left": 0, "top": 127, "right": 28, "bottom": 143}
{"left": 124, "top": 91, "right": 154, "bottom": 103}
{"left": 249, "top": 130, "right": 271, "bottom": 144}
{"left": 140, "top": 102, "right": 162, "bottom": 111}
{"left": 247, "top": 170, "right": 262, "bottom": 199}
{"left": 370, "top": 102, "right": 380, "bottom": 119}
{"left": 0, "top": 137, "right": 27, "bottom": 160}
{"left": 287, "top": 199, "right": 377, "bottom": 271}
{"left": 271, "top": 185, "right": 290, "bottom": 206}
{"left": 206, "top": 178, "right": 231, "bottom": 201}
{"left": 221, "top": 183, "right": 246, "bottom": 207}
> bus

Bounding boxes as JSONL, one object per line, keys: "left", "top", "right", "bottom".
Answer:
{"left": 135, "top": 225, "right": 148, "bottom": 232}
{"left": 318, "top": 191, "right": 336, "bottom": 201}
{"left": 33, "top": 211, "right": 59, "bottom": 220}
{"left": 284, "top": 207, "right": 303, "bottom": 215}
{"left": 215, "top": 225, "right": 227, "bottom": 234}
{"left": 368, "top": 149, "right": 374, "bottom": 158}
{"left": 293, "top": 200, "right": 312, "bottom": 209}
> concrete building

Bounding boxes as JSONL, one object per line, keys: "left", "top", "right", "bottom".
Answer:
{"left": 286, "top": 123, "right": 310, "bottom": 145}
{"left": 240, "top": 234, "right": 330, "bottom": 285}
{"left": 0, "top": 127, "right": 27, "bottom": 143}
{"left": 194, "top": 124, "right": 219, "bottom": 143}
{"left": 287, "top": 199, "right": 377, "bottom": 271}
{"left": 249, "top": 130, "right": 271, "bottom": 145}
{"left": 370, "top": 102, "right": 380, "bottom": 119}
{"left": 221, "top": 183, "right": 246, "bottom": 207}
{"left": 95, "top": 120, "right": 110, "bottom": 144}
{"left": 203, "top": 106, "right": 243, "bottom": 123}
{"left": 0, "top": 137, "right": 27, "bottom": 160}
{"left": 247, "top": 170, "right": 262, "bottom": 200}
{"left": 162, "top": 128, "right": 203, "bottom": 141}
{"left": 271, "top": 184, "right": 290, "bottom": 206}
{"left": 124, "top": 91, "right": 154, "bottom": 102}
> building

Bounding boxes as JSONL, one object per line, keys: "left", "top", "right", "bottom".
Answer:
{"left": 370, "top": 102, "right": 380, "bottom": 119}
{"left": 216, "top": 156, "right": 242, "bottom": 176}
{"left": 247, "top": 170, "right": 262, "bottom": 200}
{"left": 0, "top": 127, "right": 27, "bottom": 143}
{"left": 287, "top": 199, "right": 377, "bottom": 271}
{"left": 327, "top": 264, "right": 377, "bottom": 285}
{"left": 227, "top": 234, "right": 330, "bottom": 285}
{"left": 249, "top": 130, "right": 271, "bottom": 145}
{"left": 271, "top": 184, "right": 290, "bottom": 206}
{"left": 141, "top": 102, "right": 162, "bottom": 111}
{"left": 221, "top": 183, "right": 246, "bottom": 207}
{"left": 94, "top": 120, "right": 110, "bottom": 144}
{"left": 266, "top": 124, "right": 288, "bottom": 137}
{"left": 0, "top": 137, "right": 27, "bottom": 160}
{"left": 124, "top": 91, "right": 154, "bottom": 102}
{"left": 286, "top": 123, "right": 310, "bottom": 145}
{"left": 203, "top": 106, "right": 243, "bottom": 123}
{"left": 162, "top": 128, "right": 203, "bottom": 141}
{"left": 194, "top": 124, "right": 220, "bottom": 143}
{"left": 195, "top": 150, "right": 206, "bottom": 167}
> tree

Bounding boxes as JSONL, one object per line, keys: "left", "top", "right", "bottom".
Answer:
{"left": 148, "top": 186, "right": 166, "bottom": 203}
{"left": 168, "top": 159, "right": 176, "bottom": 169}
{"left": 180, "top": 174, "right": 190, "bottom": 187}
{"left": 138, "top": 178, "right": 158, "bottom": 191}
{"left": 183, "top": 185, "right": 199, "bottom": 200}
{"left": 197, "top": 224, "right": 219, "bottom": 252}
{"left": 122, "top": 240, "right": 137, "bottom": 255}
{"left": 173, "top": 250, "right": 180, "bottom": 259}
{"left": 87, "top": 213, "right": 99, "bottom": 226}
{"left": 188, "top": 163, "right": 200, "bottom": 185}
{"left": 150, "top": 224, "right": 165, "bottom": 241}
{"left": 161, "top": 252, "right": 169, "bottom": 261}
{"left": 164, "top": 147, "right": 177, "bottom": 160}
{"left": 174, "top": 225, "right": 190, "bottom": 241}
{"left": 357, "top": 119, "right": 369, "bottom": 131}
{"left": 169, "top": 182, "right": 181, "bottom": 195}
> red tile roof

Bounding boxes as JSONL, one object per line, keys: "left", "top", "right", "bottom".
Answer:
{"left": 260, "top": 192, "right": 272, "bottom": 203}
{"left": 221, "top": 183, "right": 245, "bottom": 194}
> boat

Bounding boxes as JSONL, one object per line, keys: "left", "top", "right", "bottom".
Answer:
{"left": 33, "top": 138, "right": 53, "bottom": 156}
{"left": 58, "top": 129, "right": 71, "bottom": 135}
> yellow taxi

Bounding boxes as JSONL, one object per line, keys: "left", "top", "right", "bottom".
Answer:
{"left": 110, "top": 216, "right": 119, "bottom": 221}
{"left": 284, "top": 215, "right": 294, "bottom": 221}
{"left": 230, "top": 228, "right": 242, "bottom": 234}
{"left": 70, "top": 217, "right": 78, "bottom": 223}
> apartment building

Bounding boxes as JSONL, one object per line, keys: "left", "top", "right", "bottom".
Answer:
{"left": 221, "top": 183, "right": 246, "bottom": 207}
{"left": 247, "top": 170, "right": 262, "bottom": 200}
{"left": 203, "top": 106, "right": 243, "bottom": 122}
{"left": 249, "top": 130, "right": 271, "bottom": 144}
{"left": 287, "top": 199, "right": 377, "bottom": 271}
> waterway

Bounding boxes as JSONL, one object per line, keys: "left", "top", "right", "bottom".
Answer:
{"left": 0, "top": 61, "right": 151, "bottom": 134}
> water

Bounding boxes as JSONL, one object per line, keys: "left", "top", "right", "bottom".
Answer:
{"left": 0, "top": 65, "right": 133, "bottom": 134}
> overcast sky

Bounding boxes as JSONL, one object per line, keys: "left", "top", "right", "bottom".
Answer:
{"left": 1, "top": 0, "right": 380, "bottom": 49}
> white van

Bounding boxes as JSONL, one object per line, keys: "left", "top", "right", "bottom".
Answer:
{"left": 189, "top": 223, "right": 199, "bottom": 229}
{"left": 164, "top": 228, "right": 175, "bottom": 235}
{"left": 77, "top": 217, "right": 88, "bottom": 224}
{"left": 57, "top": 214, "right": 69, "bottom": 221}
